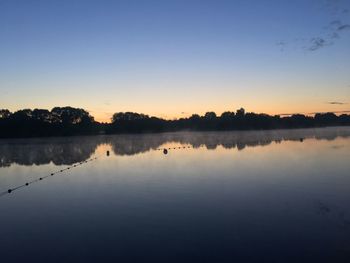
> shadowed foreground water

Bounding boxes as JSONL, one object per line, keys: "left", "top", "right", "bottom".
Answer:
{"left": 0, "top": 127, "right": 350, "bottom": 262}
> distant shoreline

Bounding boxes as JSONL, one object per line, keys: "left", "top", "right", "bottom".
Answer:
{"left": 1, "top": 107, "right": 350, "bottom": 139}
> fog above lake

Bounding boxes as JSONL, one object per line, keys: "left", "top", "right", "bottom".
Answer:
{"left": 1, "top": 127, "right": 350, "bottom": 167}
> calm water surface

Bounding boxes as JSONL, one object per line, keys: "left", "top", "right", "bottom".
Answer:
{"left": 1, "top": 127, "right": 350, "bottom": 262}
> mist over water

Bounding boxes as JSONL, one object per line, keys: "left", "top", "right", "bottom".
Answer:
{"left": 1, "top": 127, "right": 350, "bottom": 262}
{"left": 1, "top": 127, "right": 349, "bottom": 167}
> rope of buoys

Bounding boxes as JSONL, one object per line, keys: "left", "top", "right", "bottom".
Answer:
{"left": 0, "top": 146, "right": 207, "bottom": 196}
{"left": 156, "top": 144, "right": 209, "bottom": 155}
{"left": 155, "top": 137, "right": 305, "bottom": 155}
{"left": 1, "top": 156, "right": 100, "bottom": 198}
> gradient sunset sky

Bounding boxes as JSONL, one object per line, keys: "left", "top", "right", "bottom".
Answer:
{"left": 1, "top": 0, "right": 350, "bottom": 122}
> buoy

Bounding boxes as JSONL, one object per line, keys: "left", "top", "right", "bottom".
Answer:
{"left": 39, "top": 178, "right": 42, "bottom": 180}
{"left": 163, "top": 149, "right": 168, "bottom": 155}
{"left": 107, "top": 150, "right": 110, "bottom": 156}
{"left": 25, "top": 183, "right": 29, "bottom": 186}
{"left": 8, "top": 189, "right": 12, "bottom": 193}
{"left": 300, "top": 138, "right": 304, "bottom": 142}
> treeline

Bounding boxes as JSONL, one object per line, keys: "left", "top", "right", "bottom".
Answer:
{"left": 1, "top": 107, "right": 350, "bottom": 138}
{"left": 0, "top": 107, "right": 99, "bottom": 138}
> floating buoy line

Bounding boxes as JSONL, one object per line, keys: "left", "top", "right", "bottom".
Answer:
{"left": 156, "top": 145, "right": 199, "bottom": 154}
{"left": 0, "top": 157, "right": 100, "bottom": 198}
{"left": 156, "top": 144, "right": 222, "bottom": 154}
{"left": 0, "top": 145, "right": 204, "bottom": 198}
{"left": 155, "top": 137, "right": 305, "bottom": 153}
{"left": 0, "top": 146, "right": 202, "bottom": 198}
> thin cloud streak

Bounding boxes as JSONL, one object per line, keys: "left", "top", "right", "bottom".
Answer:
{"left": 278, "top": 110, "right": 350, "bottom": 116}
{"left": 338, "top": 24, "right": 350, "bottom": 30}
{"left": 327, "top": 101, "right": 348, "bottom": 105}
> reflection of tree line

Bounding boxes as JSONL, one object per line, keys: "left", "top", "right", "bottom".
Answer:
{"left": 1, "top": 128, "right": 349, "bottom": 167}
{"left": 0, "top": 138, "right": 100, "bottom": 167}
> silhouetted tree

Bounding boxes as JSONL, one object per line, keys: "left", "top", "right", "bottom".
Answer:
{"left": 0, "top": 107, "right": 98, "bottom": 138}
{"left": 0, "top": 109, "right": 11, "bottom": 119}
{"left": 112, "top": 112, "right": 149, "bottom": 122}
{"left": 52, "top": 107, "right": 94, "bottom": 124}
{"left": 220, "top": 111, "right": 235, "bottom": 119}
{"left": 32, "top": 109, "right": 52, "bottom": 122}
{"left": 315, "top": 112, "right": 338, "bottom": 126}
{"left": 236, "top": 108, "right": 245, "bottom": 117}
{"left": 204, "top": 112, "right": 217, "bottom": 119}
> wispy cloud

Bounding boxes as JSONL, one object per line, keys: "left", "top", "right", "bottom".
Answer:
{"left": 278, "top": 1, "right": 350, "bottom": 52}
{"left": 305, "top": 20, "right": 350, "bottom": 51}
{"left": 338, "top": 24, "right": 350, "bottom": 31}
{"left": 327, "top": 101, "right": 348, "bottom": 105}
{"left": 308, "top": 38, "right": 329, "bottom": 51}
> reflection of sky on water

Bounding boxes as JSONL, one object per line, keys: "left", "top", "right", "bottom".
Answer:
{"left": 0, "top": 127, "right": 350, "bottom": 262}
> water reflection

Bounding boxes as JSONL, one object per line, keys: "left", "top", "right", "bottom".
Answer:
{"left": 1, "top": 127, "right": 350, "bottom": 262}
{"left": 0, "top": 137, "right": 101, "bottom": 167}
{"left": 1, "top": 127, "right": 350, "bottom": 167}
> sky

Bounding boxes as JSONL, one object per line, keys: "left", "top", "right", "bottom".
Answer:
{"left": 0, "top": 0, "right": 350, "bottom": 122}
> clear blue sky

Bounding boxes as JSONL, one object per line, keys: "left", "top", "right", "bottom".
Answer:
{"left": 1, "top": 0, "right": 349, "bottom": 121}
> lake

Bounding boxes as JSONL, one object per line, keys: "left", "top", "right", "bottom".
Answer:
{"left": 1, "top": 127, "right": 350, "bottom": 262}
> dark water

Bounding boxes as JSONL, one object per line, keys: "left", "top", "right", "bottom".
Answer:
{"left": 1, "top": 127, "right": 350, "bottom": 262}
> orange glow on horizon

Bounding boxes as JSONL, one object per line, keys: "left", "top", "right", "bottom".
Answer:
{"left": 91, "top": 106, "right": 350, "bottom": 123}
